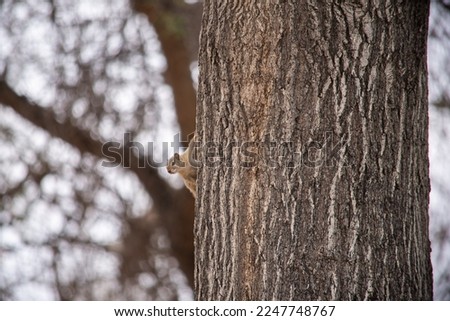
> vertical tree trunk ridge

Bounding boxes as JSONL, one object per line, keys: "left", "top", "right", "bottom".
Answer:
{"left": 195, "top": 1, "right": 432, "bottom": 300}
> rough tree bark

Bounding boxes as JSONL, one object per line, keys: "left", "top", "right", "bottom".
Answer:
{"left": 195, "top": 1, "right": 433, "bottom": 300}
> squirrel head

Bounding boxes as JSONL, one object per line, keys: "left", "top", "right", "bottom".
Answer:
{"left": 166, "top": 153, "right": 184, "bottom": 174}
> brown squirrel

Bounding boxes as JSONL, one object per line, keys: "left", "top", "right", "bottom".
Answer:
{"left": 166, "top": 135, "right": 198, "bottom": 198}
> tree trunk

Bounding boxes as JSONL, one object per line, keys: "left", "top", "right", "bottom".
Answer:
{"left": 195, "top": 1, "right": 433, "bottom": 300}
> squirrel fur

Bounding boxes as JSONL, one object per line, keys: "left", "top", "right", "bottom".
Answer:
{"left": 166, "top": 135, "right": 198, "bottom": 198}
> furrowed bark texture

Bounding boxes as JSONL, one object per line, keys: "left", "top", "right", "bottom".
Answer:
{"left": 195, "top": 1, "right": 432, "bottom": 300}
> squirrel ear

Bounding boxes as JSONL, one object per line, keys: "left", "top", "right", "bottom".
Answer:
{"left": 174, "top": 153, "right": 180, "bottom": 160}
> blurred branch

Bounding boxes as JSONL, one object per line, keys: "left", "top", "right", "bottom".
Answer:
{"left": 436, "top": 0, "right": 450, "bottom": 11}
{"left": 129, "top": 0, "right": 200, "bottom": 288}
{"left": 0, "top": 80, "right": 174, "bottom": 211}
{"left": 432, "top": 95, "right": 450, "bottom": 109}
{"left": 131, "top": 0, "right": 200, "bottom": 142}
{"left": 0, "top": 80, "right": 195, "bottom": 288}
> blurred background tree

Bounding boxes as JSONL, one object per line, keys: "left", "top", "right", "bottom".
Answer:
{"left": 428, "top": 0, "right": 450, "bottom": 300}
{"left": 0, "top": 0, "right": 449, "bottom": 300}
{"left": 0, "top": 0, "right": 200, "bottom": 300}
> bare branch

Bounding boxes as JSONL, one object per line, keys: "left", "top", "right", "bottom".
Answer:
{"left": 0, "top": 80, "right": 175, "bottom": 212}
{"left": 0, "top": 79, "right": 195, "bottom": 288}
{"left": 130, "top": 0, "right": 198, "bottom": 143}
